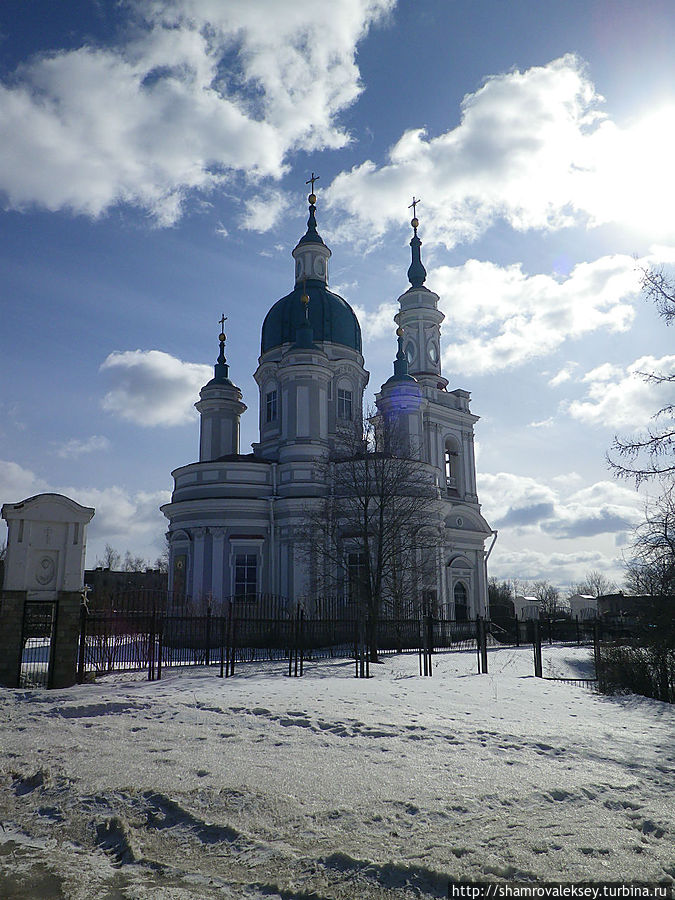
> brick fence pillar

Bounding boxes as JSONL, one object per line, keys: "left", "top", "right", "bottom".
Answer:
{"left": 50, "top": 592, "right": 82, "bottom": 689}
{"left": 0, "top": 591, "right": 27, "bottom": 688}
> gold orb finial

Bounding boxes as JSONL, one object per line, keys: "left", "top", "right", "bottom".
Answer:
{"left": 308, "top": 192, "right": 317, "bottom": 205}
{"left": 411, "top": 216, "right": 419, "bottom": 229}
{"left": 396, "top": 326, "right": 404, "bottom": 337}
{"left": 219, "top": 332, "right": 226, "bottom": 342}
{"left": 301, "top": 293, "right": 310, "bottom": 305}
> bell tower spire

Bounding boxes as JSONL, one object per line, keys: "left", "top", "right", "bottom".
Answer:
{"left": 394, "top": 200, "right": 447, "bottom": 390}
{"left": 195, "top": 314, "right": 247, "bottom": 461}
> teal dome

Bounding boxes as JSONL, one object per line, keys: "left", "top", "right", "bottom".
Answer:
{"left": 261, "top": 280, "right": 362, "bottom": 354}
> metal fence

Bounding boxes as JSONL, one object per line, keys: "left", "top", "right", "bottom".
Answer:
{"left": 77, "top": 591, "right": 488, "bottom": 681}
{"left": 20, "top": 599, "right": 56, "bottom": 688}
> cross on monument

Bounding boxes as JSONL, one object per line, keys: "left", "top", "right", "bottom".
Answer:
{"left": 408, "top": 196, "right": 420, "bottom": 218}
{"left": 306, "top": 172, "right": 320, "bottom": 193}
{"left": 219, "top": 314, "right": 227, "bottom": 333}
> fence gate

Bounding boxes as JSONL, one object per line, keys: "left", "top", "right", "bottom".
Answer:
{"left": 19, "top": 600, "right": 56, "bottom": 688}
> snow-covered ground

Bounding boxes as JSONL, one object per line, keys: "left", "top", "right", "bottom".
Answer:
{"left": 1, "top": 645, "right": 673, "bottom": 899}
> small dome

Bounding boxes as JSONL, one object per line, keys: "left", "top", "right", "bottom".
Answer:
{"left": 261, "top": 281, "right": 362, "bottom": 354}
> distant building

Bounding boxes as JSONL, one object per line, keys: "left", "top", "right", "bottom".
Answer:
{"left": 84, "top": 567, "right": 167, "bottom": 606}
{"left": 568, "top": 593, "right": 597, "bottom": 620}
{"left": 513, "top": 595, "right": 542, "bottom": 620}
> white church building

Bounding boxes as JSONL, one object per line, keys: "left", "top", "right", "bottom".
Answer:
{"left": 161, "top": 192, "right": 493, "bottom": 619}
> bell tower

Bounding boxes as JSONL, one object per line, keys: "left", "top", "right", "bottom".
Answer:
{"left": 394, "top": 199, "right": 448, "bottom": 391}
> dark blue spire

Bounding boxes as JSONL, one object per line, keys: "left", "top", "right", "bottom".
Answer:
{"left": 385, "top": 328, "right": 417, "bottom": 385}
{"left": 297, "top": 178, "right": 325, "bottom": 246}
{"left": 207, "top": 316, "right": 234, "bottom": 386}
{"left": 407, "top": 220, "right": 427, "bottom": 288}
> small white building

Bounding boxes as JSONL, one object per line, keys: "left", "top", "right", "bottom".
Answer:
{"left": 568, "top": 594, "right": 597, "bottom": 620}
{"left": 513, "top": 595, "right": 542, "bottom": 620}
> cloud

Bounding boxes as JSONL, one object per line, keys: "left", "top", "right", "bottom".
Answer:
{"left": 0, "top": 458, "right": 168, "bottom": 561}
{"left": 241, "top": 189, "right": 292, "bottom": 233}
{"left": 0, "top": 0, "right": 393, "bottom": 224}
{"left": 479, "top": 472, "right": 643, "bottom": 540}
{"left": 0, "top": 459, "right": 47, "bottom": 505}
{"left": 351, "top": 300, "right": 398, "bottom": 342}
{"left": 100, "top": 350, "right": 211, "bottom": 426}
{"left": 487, "top": 545, "right": 617, "bottom": 584}
{"left": 326, "top": 55, "right": 675, "bottom": 246}
{"left": 54, "top": 435, "right": 111, "bottom": 459}
{"left": 548, "top": 363, "right": 578, "bottom": 387}
{"left": 430, "top": 253, "right": 638, "bottom": 375}
{"left": 568, "top": 354, "right": 675, "bottom": 429}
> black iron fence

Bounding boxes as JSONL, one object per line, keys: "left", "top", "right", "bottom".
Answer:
{"left": 77, "top": 591, "right": 489, "bottom": 681}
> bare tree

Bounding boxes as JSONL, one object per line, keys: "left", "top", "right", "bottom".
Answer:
{"left": 122, "top": 550, "right": 148, "bottom": 572}
{"left": 608, "top": 266, "right": 674, "bottom": 485}
{"left": 301, "top": 410, "right": 440, "bottom": 661}
{"left": 96, "top": 543, "right": 121, "bottom": 570}
{"left": 528, "top": 580, "right": 561, "bottom": 616}
{"left": 624, "top": 484, "right": 675, "bottom": 605}
{"left": 570, "top": 570, "right": 617, "bottom": 598}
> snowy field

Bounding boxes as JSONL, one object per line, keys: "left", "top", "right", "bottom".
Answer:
{"left": 0, "top": 645, "right": 673, "bottom": 899}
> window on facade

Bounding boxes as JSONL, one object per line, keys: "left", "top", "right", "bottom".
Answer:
{"left": 234, "top": 553, "right": 257, "bottom": 599}
{"left": 454, "top": 581, "right": 468, "bottom": 621}
{"left": 266, "top": 389, "right": 278, "bottom": 423}
{"left": 337, "top": 388, "right": 353, "bottom": 420}
{"left": 445, "top": 446, "right": 459, "bottom": 490}
{"left": 347, "top": 551, "right": 368, "bottom": 604}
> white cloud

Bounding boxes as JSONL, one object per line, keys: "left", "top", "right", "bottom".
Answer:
{"left": 548, "top": 363, "right": 578, "bottom": 387}
{"left": 0, "top": 458, "right": 169, "bottom": 562}
{"left": 568, "top": 354, "right": 675, "bottom": 429}
{"left": 326, "top": 55, "right": 675, "bottom": 246}
{"left": 351, "top": 300, "right": 398, "bottom": 342}
{"left": 479, "top": 472, "right": 643, "bottom": 539}
{"left": 431, "top": 253, "right": 638, "bottom": 375}
{"left": 100, "top": 350, "right": 211, "bottom": 426}
{"left": 0, "top": 459, "right": 47, "bottom": 505}
{"left": 0, "top": 0, "right": 393, "bottom": 224}
{"left": 54, "top": 435, "right": 111, "bottom": 459}
{"left": 241, "top": 189, "right": 292, "bottom": 233}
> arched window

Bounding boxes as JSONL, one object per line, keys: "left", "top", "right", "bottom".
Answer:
{"left": 454, "top": 581, "right": 468, "bottom": 621}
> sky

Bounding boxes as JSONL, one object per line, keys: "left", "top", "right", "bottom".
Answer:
{"left": 1, "top": 0, "right": 675, "bottom": 588}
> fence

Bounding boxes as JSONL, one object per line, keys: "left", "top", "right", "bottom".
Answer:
{"left": 77, "top": 591, "right": 488, "bottom": 681}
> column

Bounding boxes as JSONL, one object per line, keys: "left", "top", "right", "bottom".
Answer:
{"left": 210, "top": 527, "right": 226, "bottom": 605}
{"left": 192, "top": 527, "right": 207, "bottom": 604}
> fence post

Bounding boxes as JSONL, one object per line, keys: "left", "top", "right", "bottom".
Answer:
{"left": 533, "top": 619, "right": 543, "bottom": 677}
{"left": 77, "top": 602, "right": 87, "bottom": 684}
{"left": 229, "top": 604, "right": 236, "bottom": 677}
{"left": 157, "top": 618, "right": 162, "bottom": 681}
{"left": 148, "top": 604, "right": 156, "bottom": 681}
{"left": 299, "top": 608, "right": 304, "bottom": 677}
{"left": 575, "top": 615, "right": 580, "bottom": 645}
{"left": 514, "top": 612, "right": 520, "bottom": 647}
{"left": 480, "top": 616, "right": 488, "bottom": 674}
{"left": 593, "top": 620, "right": 601, "bottom": 689}
{"left": 205, "top": 606, "right": 211, "bottom": 668}
{"left": 219, "top": 615, "right": 225, "bottom": 678}
{"left": 475, "top": 617, "right": 482, "bottom": 674}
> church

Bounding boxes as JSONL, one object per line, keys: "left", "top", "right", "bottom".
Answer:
{"left": 160, "top": 188, "right": 493, "bottom": 620}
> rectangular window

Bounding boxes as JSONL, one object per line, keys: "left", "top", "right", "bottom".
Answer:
{"left": 234, "top": 553, "right": 257, "bottom": 599}
{"left": 347, "top": 550, "right": 367, "bottom": 604}
{"left": 337, "top": 388, "right": 352, "bottom": 420}
{"left": 266, "top": 390, "right": 278, "bottom": 423}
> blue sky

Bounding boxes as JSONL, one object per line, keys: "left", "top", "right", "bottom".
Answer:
{"left": 1, "top": 0, "right": 674, "bottom": 586}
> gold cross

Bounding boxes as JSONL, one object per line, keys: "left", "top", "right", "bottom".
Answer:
{"left": 306, "top": 172, "right": 320, "bottom": 193}
{"left": 408, "top": 196, "right": 420, "bottom": 217}
{"left": 219, "top": 314, "right": 227, "bottom": 332}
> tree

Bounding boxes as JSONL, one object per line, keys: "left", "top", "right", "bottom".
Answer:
{"left": 301, "top": 411, "right": 440, "bottom": 661}
{"left": 528, "top": 580, "right": 561, "bottom": 616}
{"left": 570, "top": 570, "right": 617, "bottom": 598}
{"left": 607, "top": 266, "right": 674, "bottom": 485}
{"left": 624, "top": 484, "right": 675, "bottom": 605}
{"left": 488, "top": 577, "right": 514, "bottom": 606}
{"left": 96, "top": 543, "right": 121, "bottom": 570}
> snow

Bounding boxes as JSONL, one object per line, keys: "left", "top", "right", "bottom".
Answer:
{"left": 1, "top": 645, "right": 673, "bottom": 898}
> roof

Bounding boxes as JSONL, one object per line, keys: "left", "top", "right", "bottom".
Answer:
{"left": 261, "top": 280, "right": 362, "bottom": 354}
